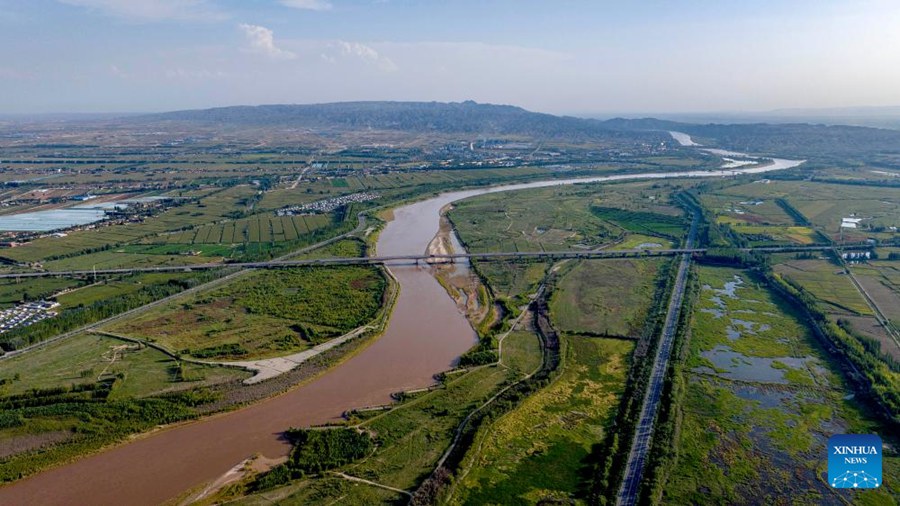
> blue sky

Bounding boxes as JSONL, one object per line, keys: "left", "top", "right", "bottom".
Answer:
{"left": 2, "top": 0, "right": 899, "bottom": 114}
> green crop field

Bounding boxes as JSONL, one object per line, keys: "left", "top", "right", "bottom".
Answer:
{"left": 774, "top": 259, "right": 873, "bottom": 316}
{"left": 0, "top": 186, "right": 259, "bottom": 263}
{"left": 591, "top": 206, "right": 685, "bottom": 239}
{"left": 43, "top": 249, "right": 222, "bottom": 271}
{"left": 551, "top": 259, "right": 663, "bottom": 338}
{"left": 713, "top": 180, "right": 900, "bottom": 242}
{"left": 720, "top": 221, "right": 819, "bottom": 245}
{"left": 700, "top": 193, "right": 797, "bottom": 226}
{"left": 851, "top": 262, "right": 900, "bottom": 322}
{"left": 158, "top": 213, "right": 336, "bottom": 246}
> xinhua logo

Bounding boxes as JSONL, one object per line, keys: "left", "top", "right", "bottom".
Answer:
{"left": 828, "top": 434, "right": 882, "bottom": 489}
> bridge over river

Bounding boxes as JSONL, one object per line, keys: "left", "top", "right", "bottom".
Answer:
{"left": 0, "top": 243, "right": 874, "bottom": 279}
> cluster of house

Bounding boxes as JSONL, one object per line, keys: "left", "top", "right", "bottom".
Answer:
{"left": 841, "top": 217, "right": 864, "bottom": 229}
{"left": 276, "top": 192, "right": 379, "bottom": 216}
{"left": 0, "top": 300, "right": 59, "bottom": 334}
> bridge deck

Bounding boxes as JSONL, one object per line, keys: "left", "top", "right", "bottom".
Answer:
{"left": 0, "top": 243, "right": 873, "bottom": 279}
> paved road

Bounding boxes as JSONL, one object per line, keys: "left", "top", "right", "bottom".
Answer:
{"left": 0, "top": 243, "right": 873, "bottom": 280}
{"left": 616, "top": 213, "right": 698, "bottom": 506}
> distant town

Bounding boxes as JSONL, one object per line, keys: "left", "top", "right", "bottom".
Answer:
{"left": 276, "top": 191, "right": 379, "bottom": 216}
{"left": 0, "top": 300, "right": 59, "bottom": 333}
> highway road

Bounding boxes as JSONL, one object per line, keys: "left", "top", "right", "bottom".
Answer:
{"left": 616, "top": 213, "right": 698, "bottom": 506}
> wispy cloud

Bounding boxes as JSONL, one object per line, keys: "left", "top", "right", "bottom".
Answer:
{"left": 163, "top": 67, "right": 228, "bottom": 80}
{"left": 329, "top": 41, "right": 397, "bottom": 71}
{"left": 56, "top": 0, "right": 226, "bottom": 22}
{"left": 238, "top": 24, "right": 297, "bottom": 60}
{"left": 108, "top": 64, "right": 129, "bottom": 78}
{"left": 279, "top": 0, "right": 332, "bottom": 11}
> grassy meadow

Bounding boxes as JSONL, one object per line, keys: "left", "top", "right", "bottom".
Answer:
{"left": 107, "top": 266, "right": 386, "bottom": 360}
{"left": 551, "top": 259, "right": 663, "bottom": 338}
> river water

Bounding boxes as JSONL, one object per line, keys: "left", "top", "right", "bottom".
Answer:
{"left": 0, "top": 133, "right": 803, "bottom": 505}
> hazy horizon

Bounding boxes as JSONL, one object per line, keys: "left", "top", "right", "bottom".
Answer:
{"left": 3, "top": 0, "right": 900, "bottom": 115}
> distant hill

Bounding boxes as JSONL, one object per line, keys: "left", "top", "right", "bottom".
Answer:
{"left": 677, "top": 122, "right": 900, "bottom": 162}
{"left": 603, "top": 117, "right": 900, "bottom": 163}
{"left": 128, "top": 101, "right": 661, "bottom": 141}
{"left": 129, "top": 101, "right": 900, "bottom": 163}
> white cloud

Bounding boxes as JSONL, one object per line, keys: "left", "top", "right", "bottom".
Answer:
{"left": 332, "top": 41, "right": 397, "bottom": 71}
{"left": 57, "top": 0, "right": 225, "bottom": 22}
{"left": 163, "top": 68, "right": 228, "bottom": 80}
{"left": 238, "top": 24, "right": 296, "bottom": 60}
{"left": 279, "top": 0, "right": 332, "bottom": 11}
{"left": 108, "top": 64, "right": 129, "bottom": 78}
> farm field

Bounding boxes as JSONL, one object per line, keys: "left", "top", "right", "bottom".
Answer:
{"left": 723, "top": 221, "right": 819, "bottom": 245}
{"left": 771, "top": 258, "right": 900, "bottom": 359}
{"left": 774, "top": 258, "right": 873, "bottom": 316}
{"left": 851, "top": 262, "right": 900, "bottom": 322}
{"left": 0, "top": 186, "right": 260, "bottom": 263}
{"left": 712, "top": 180, "right": 900, "bottom": 242}
{"left": 3, "top": 95, "right": 900, "bottom": 506}
{"left": 450, "top": 336, "right": 633, "bottom": 505}
{"left": 106, "top": 266, "right": 386, "bottom": 360}
{"left": 699, "top": 193, "right": 797, "bottom": 226}
{"left": 550, "top": 259, "right": 664, "bottom": 338}
{"left": 159, "top": 212, "right": 335, "bottom": 245}
{"left": 698, "top": 190, "right": 824, "bottom": 245}
{"left": 590, "top": 206, "right": 685, "bottom": 239}
{"left": 449, "top": 180, "right": 692, "bottom": 254}
{"left": 660, "top": 266, "right": 899, "bottom": 505}
{"left": 43, "top": 249, "right": 223, "bottom": 271}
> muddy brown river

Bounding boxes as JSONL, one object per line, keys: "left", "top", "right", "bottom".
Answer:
{"left": 0, "top": 138, "right": 802, "bottom": 505}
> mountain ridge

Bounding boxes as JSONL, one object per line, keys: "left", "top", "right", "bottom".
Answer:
{"left": 126, "top": 100, "right": 900, "bottom": 162}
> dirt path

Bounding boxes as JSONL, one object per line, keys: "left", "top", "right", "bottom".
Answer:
{"left": 329, "top": 472, "right": 412, "bottom": 497}
{"left": 219, "top": 325, "right": 375, "bottom": 384}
